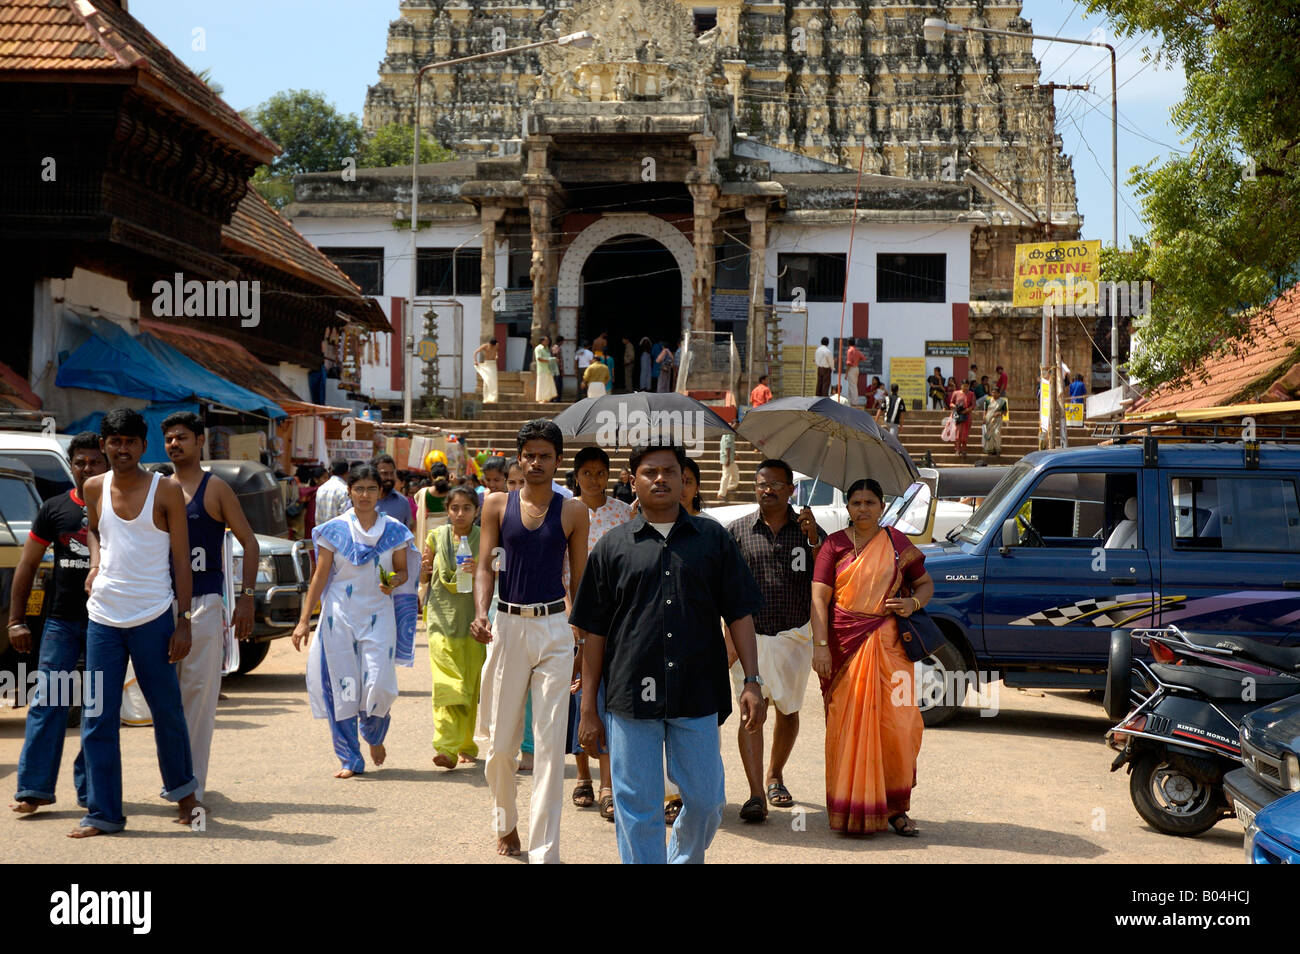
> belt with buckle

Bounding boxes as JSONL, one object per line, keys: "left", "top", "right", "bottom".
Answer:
{"left": 496, "top": 599, "right": 566, "bottom": 618}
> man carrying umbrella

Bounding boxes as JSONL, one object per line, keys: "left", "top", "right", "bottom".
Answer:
{"left": 724, "top": 458, "right": 823, "bottom": 822}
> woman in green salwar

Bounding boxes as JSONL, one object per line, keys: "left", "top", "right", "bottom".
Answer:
{"left": 419, "top": 485, "right": 485, "bottom": 769}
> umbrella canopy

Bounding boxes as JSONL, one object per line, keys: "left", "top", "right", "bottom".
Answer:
{"left": 737, "top": 396, "right": 918, "bottom": 495}
{"left": 551, "top": 391, "right": 734, "bottom": 447}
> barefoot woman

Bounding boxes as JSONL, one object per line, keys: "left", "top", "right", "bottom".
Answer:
{"left": 293, "top": 465, "right": 412, "bottom": 778}
{"left": 810, "top": 478, "right": 933, "bottom": 836}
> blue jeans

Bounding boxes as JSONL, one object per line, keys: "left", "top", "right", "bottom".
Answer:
{"left": 605, "top": 711, "right": 724, "bottom": 864}
{"left": 14, "top": 617, "right": 88, "bottom": 806}
{"left": 80, "top": 609, "right": 196, "bottom": 833}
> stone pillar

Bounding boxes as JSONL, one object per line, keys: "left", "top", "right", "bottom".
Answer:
{"left": 522, "top": 135, "right": 555, "bottom": 346}
{"left": 745, "top": 203, "right": 769, "bottom": 391}
{"left": 479, "top": 205, "right": 506, "bottom": 343}
{"left": 687, "top": 133, "right": 719, "bottom": 336}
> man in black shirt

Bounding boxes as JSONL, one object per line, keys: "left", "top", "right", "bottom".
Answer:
{"left": 8, "top": 432, "right": 106, "bottom": 814}
{"left": 571, "top": 444, "right": 765, "bottom": 864}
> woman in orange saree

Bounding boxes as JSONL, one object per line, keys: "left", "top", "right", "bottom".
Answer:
{"left": 811, "top": 478, "right": 934, "bottom": 835}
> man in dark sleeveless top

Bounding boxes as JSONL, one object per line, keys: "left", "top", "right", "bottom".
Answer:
{"left": 162, "top": 412, "right": 260, "bottom": 806}
{"left": 473, "top": 419, "right": 589, "bottom": 862}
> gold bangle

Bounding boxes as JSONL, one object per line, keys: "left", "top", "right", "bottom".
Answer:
{"left": 912, "top": 597, "right": 922, "bottom": 612}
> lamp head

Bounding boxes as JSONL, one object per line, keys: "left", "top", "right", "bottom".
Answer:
{"left": 558, "top": 30, "right": 596, "bottom": 48}
{"left": 923, "top": 18, "right": 959, "bottom": 42}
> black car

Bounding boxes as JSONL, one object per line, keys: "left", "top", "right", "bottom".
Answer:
{"left": 1223, "top": 694, "right": 1300, "bottom": 830}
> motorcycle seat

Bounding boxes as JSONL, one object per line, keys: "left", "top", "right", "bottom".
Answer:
{"left": 1181, "top": 633, "right": 1300, "bottom": 674}
{"left": 1149, "top": 663, "right": 1300, "bottom": 702}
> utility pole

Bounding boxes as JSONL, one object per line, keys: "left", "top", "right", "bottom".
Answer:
{"left": 1017, "top": 83, "right": 1086, "bottom": 451}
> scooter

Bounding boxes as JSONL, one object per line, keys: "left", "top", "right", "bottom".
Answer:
{"left": 1104, "top": 627, "right": 1300, "bottom": 836}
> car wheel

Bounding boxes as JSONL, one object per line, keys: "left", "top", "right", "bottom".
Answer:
{"left": 917, "top": 639, "right": 971, "bottom": 727}
{"left": 1128, "top": 751, "right": 1223, "bottom": 836}
{"left": 233, "top": 639, "right": 271, "bottom": 675}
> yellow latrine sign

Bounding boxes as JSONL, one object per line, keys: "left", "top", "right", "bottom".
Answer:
{"left": 1013, "top": 240, "right": 1102, "bottom": 309}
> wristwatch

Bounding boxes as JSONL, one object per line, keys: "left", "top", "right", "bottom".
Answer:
{"left": 743, "top": 674, "right": 764, "bottom": 687}
{"left": 241, "top": 586, "right": 255, "bottom": 598}
{"left": 181, "top": 609, "right": 193, "bottom": 621}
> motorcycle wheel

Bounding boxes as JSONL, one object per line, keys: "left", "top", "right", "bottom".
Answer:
{"left": 1128, "top": 751, "right": 1223, "bottom": 837}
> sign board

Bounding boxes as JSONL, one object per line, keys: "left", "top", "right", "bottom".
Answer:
{"left": 1013, "top": 240, "right": 1102, "bottom": 309}
{"left": 1039, "top": 378, "right": 1051, "bottom": 432}
{"left": 890, "top": 356, "right": 928, "bottom": 409}
{"left": 711, "top": 289, "right": 750, "bottom": 323}
{"left": 833, "top": 338, "right": 883, "bottom": 376}
{"left": 925, "top": 340, "right": 971, "bottom": 358}
{"left": 1064, "top": 402, "right": 1085, "bottom": 427}
{"left": 416, "top": 337, "right": 438, "bottom": 361}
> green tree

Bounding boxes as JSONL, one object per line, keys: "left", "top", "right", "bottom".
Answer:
{"left": 358, "top": 122, "right": 454, "bottom": 168}
{"left": 1085, "top": 0, "right": 1300, "bottom": 386}
{"left": 245, "top": 90, "right": 363, "bottom": 210}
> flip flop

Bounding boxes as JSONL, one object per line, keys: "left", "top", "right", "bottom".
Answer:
{"left": 766, "top": 781, "right": 794, "bottom": 808}
{"left": 739, "top": 795, "right": 768, "bottom": 823}
{"left": 664, "top": 797, "right": 682, "bottom": 826}
{"left": 599, "top": 789, "right": 615, "bottom": 822}
{"left": 888, "top": 813, "right": 919, "bottom": 837}
{"left": 572, "top": 780, "right": 595, "bottom": 808}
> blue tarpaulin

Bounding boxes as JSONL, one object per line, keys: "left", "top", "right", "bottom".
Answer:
{"left": 55, "top": 321, "right": 286, "bottom": 421}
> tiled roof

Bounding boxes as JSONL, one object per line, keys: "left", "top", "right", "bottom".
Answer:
{"left": 1134, "top": 283, "right": 1300, "bottom": 415}
{"left": 139, "top": 320, "right": 303, "bottom": 406}
{"left": 224, "top": 189, "right": 390, "bottom": 331}
{"left": 0, "top": 0, "right": 275, "bottom": 160}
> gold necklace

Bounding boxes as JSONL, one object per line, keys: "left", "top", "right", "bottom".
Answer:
{"left": 850, "top": 524, "right": 877, "bottom": 557}
{"left": 521, "top": 495, "right": 550, "bottom": 520}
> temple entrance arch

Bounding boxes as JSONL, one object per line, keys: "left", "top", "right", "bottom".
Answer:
{"left": 556, "top": 213, "right": 694, "bottom": 362}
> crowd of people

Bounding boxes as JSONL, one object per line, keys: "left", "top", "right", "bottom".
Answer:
{"left": 480, "top": 332, "right": 686, "bottom": 404}
{"left": 10, "top": 411, "right": 936, "bottom": 864}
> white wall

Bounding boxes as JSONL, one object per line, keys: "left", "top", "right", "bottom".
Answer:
{"left": 288, "top": 215, "right": 507, "bottom": 405}
{"left": 765, "top": 222, "right": 971, "bottom": 385}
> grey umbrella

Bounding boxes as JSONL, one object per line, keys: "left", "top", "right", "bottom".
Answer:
{"left": 550, "top": 390, "right": 734, "bottom": 447}
{"left": 736, "top": 396, "right": 919, "bottom": 495}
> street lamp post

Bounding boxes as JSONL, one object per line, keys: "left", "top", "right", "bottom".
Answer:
{"left": 923, "top": 18, "right": 1120, "bottom": 390}
{"left": 403, "top": 30, "right": 595, "bottom": 423}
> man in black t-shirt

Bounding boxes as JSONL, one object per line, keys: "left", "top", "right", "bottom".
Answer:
{"left": 8, "top": 432, "right": 106, "bottom": 814}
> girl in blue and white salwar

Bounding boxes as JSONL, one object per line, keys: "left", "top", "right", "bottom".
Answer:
{"left": 293, "top": 466, "right": 416, "bottom": 777}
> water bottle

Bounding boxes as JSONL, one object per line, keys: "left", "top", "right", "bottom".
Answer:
{"left": 455, "top": 536, "right": 473, "bottom": 594}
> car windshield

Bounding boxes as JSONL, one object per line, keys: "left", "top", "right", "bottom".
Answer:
{"left": 793, "top": 478, "right": 836, "bottom": 507}
{"left": 956, "top": 461, "right": 1036, "bottom": 544}
{"left": 880, "top": 481, "right": 931, "bottom": 536}
{"left": 0, "top": 473, "right": 40, "bottom": 539}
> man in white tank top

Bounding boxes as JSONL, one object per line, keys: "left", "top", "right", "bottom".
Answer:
{"left": 70, "top": 409, "right": 199, "bottom": 838}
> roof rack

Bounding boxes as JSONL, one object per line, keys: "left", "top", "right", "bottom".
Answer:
{"left": 0, "top": 411, "right": 56, "bottom": 434}
{"left": 1093, "top": 420, "right": 1300, "bottom": 445}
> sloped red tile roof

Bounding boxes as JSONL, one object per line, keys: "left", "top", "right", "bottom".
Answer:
{"left": 140, "top": 321, "right": 303, "bottom": 405}
{"left": 0, "top": 0, "right": 276, "bottom": 162}
{"left": 224, "top": 190, "right": 390, "bottom": 331}
{"left": 1134, "top": 283, "right": 1300, "bottom": 415}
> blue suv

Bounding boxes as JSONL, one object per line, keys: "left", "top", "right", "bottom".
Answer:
{"left": 910, "top": 441, "right": 1300, "bottom": 724}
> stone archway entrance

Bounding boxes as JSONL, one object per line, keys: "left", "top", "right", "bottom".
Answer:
{"left": 580, "top": 236, "right": 681, "bottom": 389}
{"left": 556, "top": 213, "right": 695, "bottom": 355}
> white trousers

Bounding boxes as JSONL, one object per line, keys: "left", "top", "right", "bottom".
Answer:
{"left": 479, "top": 610, "right": 572, "bottom": 863}
{"left": 717, "top": 462, "right": 740, "bottom": 499}
{"left": 175, "top": 593, "right": 226, "bottom": 802}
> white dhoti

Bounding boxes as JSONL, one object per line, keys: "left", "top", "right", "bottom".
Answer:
{"left": 586, "top": 381, "right": 607, "bottom": 399}
{"left": 478, "top": 610, "right": 572, "bottom": 864}
{"left": 475, "top": 361, "right": 499, "bottom": 403}
{"left": 717, "top": 462, "right": 740, "bottom": 499}
{"left": 175, "top": 592, "right": 226, "bottom": 802}
{"left": 729, "top": 622, "right": 813, "bottom": 715}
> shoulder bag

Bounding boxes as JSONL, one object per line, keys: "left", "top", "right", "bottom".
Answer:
{"left": 885, "top": 529, "right": 947, "bottom": 662}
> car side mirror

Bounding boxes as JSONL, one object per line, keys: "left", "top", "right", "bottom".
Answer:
{"left": 1000, "top": 517, "right": 1018, "bottom": 555}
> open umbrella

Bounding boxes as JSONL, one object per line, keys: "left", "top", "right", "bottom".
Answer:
{"left": 737, "top": 396, "right": 918, "bottom": 495}
{"left": 552, "top": 391, "right": 734, "bottom": 447}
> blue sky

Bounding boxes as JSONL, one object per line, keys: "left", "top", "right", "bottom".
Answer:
{"left": 130, "top": 0, "right": 1186, "bottom": 249}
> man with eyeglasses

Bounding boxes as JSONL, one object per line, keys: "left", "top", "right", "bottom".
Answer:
{"left": 724, "top": 459, "right": 823, "bottom": 823}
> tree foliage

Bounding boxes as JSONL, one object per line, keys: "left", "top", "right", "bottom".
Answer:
{"left": 247, "top": 89, "right": 364, "bottom": 177}
{"left": 358, "top": 123, "right": 454, "bottom": 168}
{"left": 1085, "top": 0, "right": 1300, "bottom": 386}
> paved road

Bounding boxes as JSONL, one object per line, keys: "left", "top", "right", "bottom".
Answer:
{"left": 2, "top": 631, "right": 1244, "bottom": 864}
